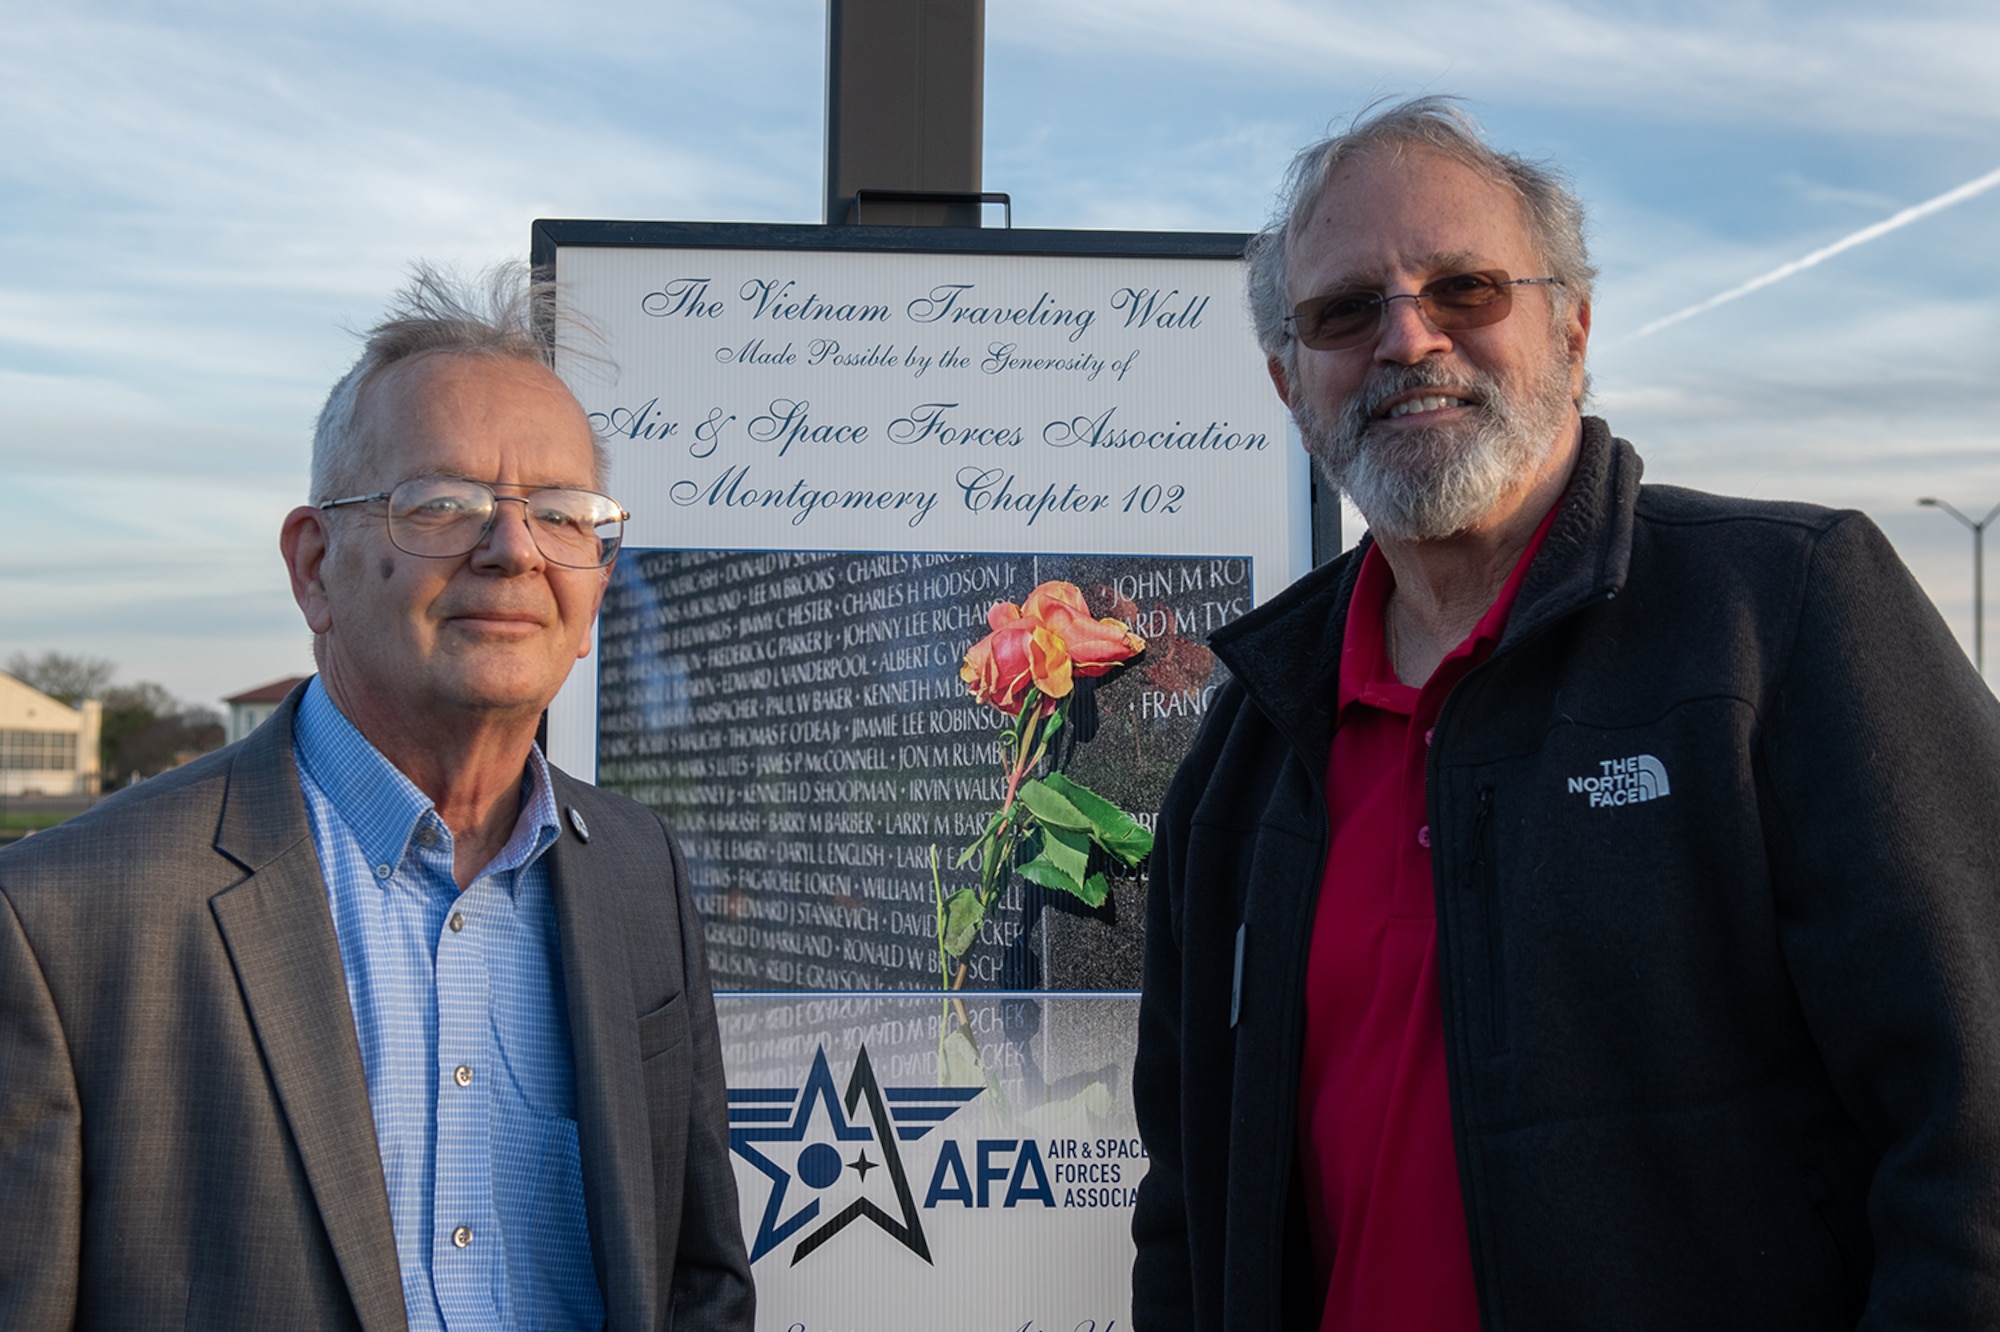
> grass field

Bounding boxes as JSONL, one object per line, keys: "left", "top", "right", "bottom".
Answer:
{"left": 0, "top": 810, "right": 73, "bottom": 832}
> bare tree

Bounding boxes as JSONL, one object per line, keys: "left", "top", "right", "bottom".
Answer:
{"left": 4, "top": 651, "right": 117, "bottom": 706}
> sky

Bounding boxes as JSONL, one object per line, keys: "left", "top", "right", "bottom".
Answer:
{"left": 3, "top": 0, "right": 1998, "bottom": 708}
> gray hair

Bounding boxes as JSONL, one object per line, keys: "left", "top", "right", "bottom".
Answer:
{"left": 310, "top": 261, "right": 608, "bottom": 501}
{"left": 1247, "top": 96, "right": 1597, "bottom": 382}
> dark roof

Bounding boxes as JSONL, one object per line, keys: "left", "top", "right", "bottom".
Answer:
{"left": 224, "top": 676, "right": 311, "bottom": 706}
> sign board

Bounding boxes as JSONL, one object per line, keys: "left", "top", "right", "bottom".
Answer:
{"left": 718, "top": 991, "right": 1144, "bottom": 1331}
{"left": 534, "top": 220, "right": 1306, "bottom": 1330}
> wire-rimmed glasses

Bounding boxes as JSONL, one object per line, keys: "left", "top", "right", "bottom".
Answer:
{"left": 318, "top": 477, "right": 628, "bottom": 569}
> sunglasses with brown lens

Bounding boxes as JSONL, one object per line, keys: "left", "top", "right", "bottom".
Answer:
{"left": 1285, "top": 270, "right": 1564, "bottom": 351}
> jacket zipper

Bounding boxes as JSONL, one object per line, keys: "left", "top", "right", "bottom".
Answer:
{"left": 1412, "top": 456, "right": 1626, "bottom": 1332}
{"left": 1468, "top": 784, "right": 1504, "bottom": 1050}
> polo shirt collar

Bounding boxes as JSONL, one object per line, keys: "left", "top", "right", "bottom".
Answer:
{"left": 1337, "top": 496, "right": 1565, "bottom": 723}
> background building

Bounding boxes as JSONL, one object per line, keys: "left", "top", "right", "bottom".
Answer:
{"left": 225, "top": 676, "right": 310, "bottom": 744}
{"left": 0, "top": 672, "right": 101, "bottom": 797}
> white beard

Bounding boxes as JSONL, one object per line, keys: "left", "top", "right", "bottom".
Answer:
{"left": 1294, "top": 341, "right": 1577, "bottom": 541}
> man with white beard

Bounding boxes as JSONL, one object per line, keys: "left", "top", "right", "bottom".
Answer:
{"left": 1130, "top": 97, "right": 2000, "bottom": 1332}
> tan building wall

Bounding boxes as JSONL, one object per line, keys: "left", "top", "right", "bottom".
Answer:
{"left": 0, "top": 672, "right": 101, "bottom": 796}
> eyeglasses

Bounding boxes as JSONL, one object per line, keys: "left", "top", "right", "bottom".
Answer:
{"left": 1284, "top": 270, "right": 1564, "bottom": 351}
{"left": 318, "top": 477, "right": 628, "bottom": 569}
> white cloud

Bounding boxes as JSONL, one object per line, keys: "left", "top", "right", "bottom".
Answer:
{"left": 988, "top": 0, "right": 2000, "bottom": 137}
{"left": 1777, "top": 172, "right": 1900, "bottom": 213}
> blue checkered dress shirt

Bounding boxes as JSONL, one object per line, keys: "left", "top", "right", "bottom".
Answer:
{"left": 294, "top": 679, "right": 605, "bottom": 1331}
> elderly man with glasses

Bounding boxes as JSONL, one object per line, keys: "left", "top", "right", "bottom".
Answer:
{"left": 0, "top": 266, "right": 754, "bottom": 1330}
{"left": 1131, "top": 97, "right": 2000, "bottom": 1332}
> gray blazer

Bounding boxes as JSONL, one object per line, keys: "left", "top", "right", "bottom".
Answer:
{"left": 0, "top": 689, "right": 753, "bottom": 1330}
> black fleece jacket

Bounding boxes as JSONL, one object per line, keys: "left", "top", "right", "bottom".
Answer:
{"left": 1131, "top": 420, "right": 2000, "bottom": 1331}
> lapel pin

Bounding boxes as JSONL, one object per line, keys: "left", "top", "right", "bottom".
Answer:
{"left": 567, "top": 807, "right": 591, "bottom": 843}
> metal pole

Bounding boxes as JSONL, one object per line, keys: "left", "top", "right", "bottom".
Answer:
{"left": 825, "top": 0, "right": 984, "bottom": 226}
{"left": 1917, "top": 498, "right": 2000, "bottom": 677}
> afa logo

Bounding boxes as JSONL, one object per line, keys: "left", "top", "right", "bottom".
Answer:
{"left": 731, "top": 1044, "right": 1039, "bottom": 1266}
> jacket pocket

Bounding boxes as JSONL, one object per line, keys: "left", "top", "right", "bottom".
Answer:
{"left": 637, "top": 990, "right": 687, "bottom": 1061}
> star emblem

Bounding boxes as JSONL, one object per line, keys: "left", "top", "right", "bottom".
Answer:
{"left": 728, "top": 1045, "right": 982, "bottom": 1266}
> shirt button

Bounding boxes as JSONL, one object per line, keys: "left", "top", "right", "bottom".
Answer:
{"left": 452, "top": 1225, "right": 473, "bottom": 1248}
{"left": 1424, "top": 728, "right": 1435, "bottom": 747}
{"left": 454, "top": 1064, "right": 473, "bottom": 1087}
{"left": 1417, "top": 825, "right": 1431, "bottom": 848}
{"left": 417, "top": 827, "right": 438, "bottom": 847}
{"left": 374, "top": 864, "right": 392, "bottom": 880}
{"left": 448, "top": 912, "right": 465, "bottom": 932}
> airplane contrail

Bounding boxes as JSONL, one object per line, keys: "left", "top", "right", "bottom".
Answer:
{"left": 1626, "top": 164, "right": 2000, "bottom": 341}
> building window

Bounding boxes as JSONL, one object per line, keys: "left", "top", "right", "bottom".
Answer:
{"left": 0, "top": 730, "right": 77, "bottom": 771}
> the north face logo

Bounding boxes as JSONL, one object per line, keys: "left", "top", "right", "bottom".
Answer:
{"left": 1566, "top": 754, "right": 1671, "bottom": 808}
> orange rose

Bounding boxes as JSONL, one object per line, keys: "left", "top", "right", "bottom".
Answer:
{"left": 1021, "top": 581, "right": 1146, "bottom": 677}
{"left": 962, "top": 602, "right": 1073, "bottom": 715}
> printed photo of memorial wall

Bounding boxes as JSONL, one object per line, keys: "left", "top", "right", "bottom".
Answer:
{"left": 595, "top": 547, "right": 1250, "bottom": 992}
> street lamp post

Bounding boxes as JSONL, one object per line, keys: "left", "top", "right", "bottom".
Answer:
{"left": 1918, "top": 497, "right": 2000, "bottom": 677}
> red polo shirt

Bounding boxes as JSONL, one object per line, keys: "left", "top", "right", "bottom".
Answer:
{"left": 1297, "top": 505, "right": 1557, "bottom": 1332}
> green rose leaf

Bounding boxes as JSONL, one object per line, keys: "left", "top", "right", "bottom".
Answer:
{"left": 1018, "top": 822, "right": 1096, "bottom": 900}
{"left": 942, "top": 888, "right": 985, "bottom": 957}
{"left": 1016, "top": 778, "right": 1094, "bottom": 832}
{"left": 955, "top": 818, "right": 1000, "bottom": 870}
{"left": 1015, "top": 853, "right": 1080, "bottom": 895}
{"left": 1040, "top": 822, "right": 1093, "bottom": 885}
{"left": 1041, "top": 771, "right": 1154, "bottom": 865}
{"left": 1016, "top": 844, "right": 1111, "bottom": 909}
